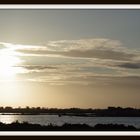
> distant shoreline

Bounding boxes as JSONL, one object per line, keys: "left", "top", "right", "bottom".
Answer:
{"left": 1, "top": 106, "right": 140, "bottom": 117}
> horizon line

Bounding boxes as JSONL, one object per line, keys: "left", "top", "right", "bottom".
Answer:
{"left": 0, "top": 106, "right": 140, "bottom": 109}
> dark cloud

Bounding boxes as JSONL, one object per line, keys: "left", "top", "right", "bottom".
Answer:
{"left": 17, "top": 49, "right": 135, "bottom": 61}
{"left": 118, "top": 62, "right": 140, "bottom": 69}
{"left": 51, "top": 49, "right": 135, "bottom": 61}
{"left": 15, "top": 65, "right": 57, "bottom": 70}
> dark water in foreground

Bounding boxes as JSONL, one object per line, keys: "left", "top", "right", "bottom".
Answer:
{"left": 0, "top": 114, "right": 140, "bottom": 128}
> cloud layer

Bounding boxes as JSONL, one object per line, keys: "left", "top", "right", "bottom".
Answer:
{"left": 1, "top": 38, "right": 140, "bottom": 85}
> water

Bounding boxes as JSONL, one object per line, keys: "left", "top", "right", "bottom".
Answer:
{"left": 0, "top": 115, "right": 140, "bottom": 128}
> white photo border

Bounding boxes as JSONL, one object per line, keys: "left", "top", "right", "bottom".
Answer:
{"left": 0, "top": 4, "right": 140, "bottom": 136}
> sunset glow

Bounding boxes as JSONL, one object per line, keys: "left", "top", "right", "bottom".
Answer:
{"left": 0, "top": 9, "right": 139, "bottom": 108}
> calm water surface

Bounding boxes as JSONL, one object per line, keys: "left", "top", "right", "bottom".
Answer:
{"left": 0, "top": 115, "right": 140, "bottom": 128}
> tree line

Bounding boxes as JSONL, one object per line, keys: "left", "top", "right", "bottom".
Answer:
{"left": 0, "top": 106, "right": 140, "bottom": 116}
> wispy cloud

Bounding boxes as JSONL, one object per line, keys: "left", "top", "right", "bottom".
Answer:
{"left": 15, "top": 38, "right": 139, "bottom": 61}
{"left": 15, "top": 65, "right": 57, "bottom": 71}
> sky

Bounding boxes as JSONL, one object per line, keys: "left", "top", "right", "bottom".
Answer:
{"left": 0, "top": 9, "right": 140, "bottom": 108}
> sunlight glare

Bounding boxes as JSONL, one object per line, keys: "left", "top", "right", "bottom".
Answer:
{"left": 0, "top": 44, "right": 24, "bottom": 79}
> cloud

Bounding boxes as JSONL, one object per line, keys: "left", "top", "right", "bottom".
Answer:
{"left": 1, "top": 39, "right": 140, "bottom": 85}
{"left": 118, "top": 62, "right": 140, "bottom": 69}
{"left": 26, "top": 72, "right": 140, "bottom": 86}
{"left": 14, "top": 65, "right": 57, "bottom": 73}
{"left": 16, "top": 65, "right": 57, "bottom": 70}
{"left": 44, "top": 49, "right": 134, "bottom": 61}
{"left": 0, "top": 43, "right": 7, "bottom": 49}
{"left": 16, "top": 38, "right": 139, "bottom": 62}
{"left": 47, "top": 39, "right": 122, "bottom": 51}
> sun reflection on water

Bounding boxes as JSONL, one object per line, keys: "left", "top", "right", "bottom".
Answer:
{"left": 0, "top": 115, "right": 19, "bottom": 124}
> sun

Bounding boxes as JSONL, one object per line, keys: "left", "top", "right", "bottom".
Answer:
{"left": 0, "top": 45, "right": 24, "bottom": 106}
{"left": 0, "top": 54, "right": 21, "bottom": 78}
{"left": 0, "top": 55, "right": 19, "bottom": 78}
